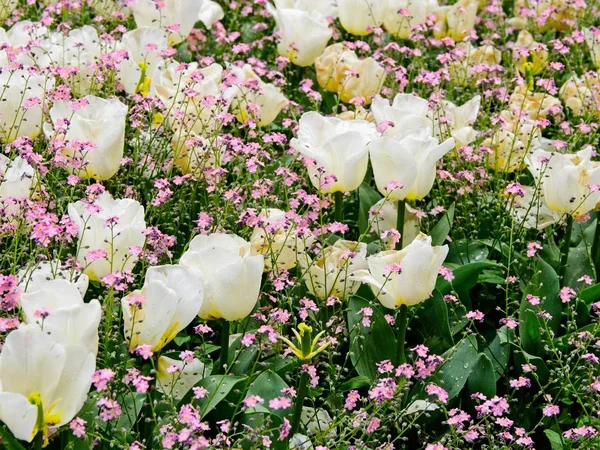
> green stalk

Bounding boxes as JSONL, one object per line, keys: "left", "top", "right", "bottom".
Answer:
{"left": 334, "top": 191, "right": 344, "bottom": 223}
{"left": 216, "top": 320, "right": 230, "bottom": 375}
{"left": 290, "top": 371, "right": 309, "bottom": 436}
{"left": 559, "top": 215, "right": 573, "bottom": 282}
{"left": 396, "top": 304, "right": 409, "bottom": 365}
{"left": 396, "top": 200, "right": 406, "bottom": 250}
{"left": 592, "top": 217, "right": 600, "bottom": 281}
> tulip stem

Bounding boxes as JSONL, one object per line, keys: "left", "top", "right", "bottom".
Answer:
{"left": 559, "top": 215, "right": 573, "bottom": 282}
{"left": 217, "top": 320, "right": 230, "bottom": 375}
{"left": 592, "top": 217, "right": 600, "bottom": 281}
{"left": 334, "top": 191, "right": 344, "bottom": 223}
{"left": 396, "top": 200, "right": 406, "bottom": 250}
{"left": 396, "top": 304, "right": 409, "bottom": 365}
{"left": 34, "top": 433, "right": 43, "bottom": 450}
{"left": 290, "top": 370, "right": 309, "bottom": 437}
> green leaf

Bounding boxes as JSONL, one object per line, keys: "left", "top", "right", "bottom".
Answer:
{"left": 446, "top": 239, "right": 489, "bottom": 265}
{"left": 482, "top": 326, "right": 511, "bottom": 380}
{"left": 544, "top": 429, "right": 564, "bottom": 450}
{"left": 410, "top": 290, "right": 453, "bottom": 353}
{"left": 193, "top": 375, "right": 245, "bottom": 417}
{"left": 435, "top": 335, "right": 479, "bottom": 401}
{"left": 564, "top": 246, "right": 594, "bottom": 291}
{"left": 467, "top": 354, "right": 496, "bottom": 398}
{"left": 117, "top": 392, "right": 145, "bottom": 432}
{"left": 515, "top": 350, "right": 550, "bottom": 383}
{"left": 348, "top": 296, "right": 397, "bottom": 381}
{"left": 430, "top": 203, "right": 455, "bottom": 246}
{"left": 246, "top": 370, "right": 290, "bottom": 418}
{"left": 358, "top": 182, "right": 382, "bottom": 236}
{"left": 436, "top": 262, "right": 499, "bottom": 296}
{"left": 228, "top": 332, "right": 259, "bottom": 376}
{"left": 338, "top": 376, "right": 371, "bottom": 392}
{"left": 0, "top": 426, "right": 26, "bottom": 450}
{"left": 579, "top": 283, "right": 600, "bottom": 306}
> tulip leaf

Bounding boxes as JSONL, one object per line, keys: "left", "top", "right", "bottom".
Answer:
{"left": 338, "top": 375, "right": 372, "bottom": 392}
{"left": 515, "top": 350, "right": 550, "bottom": 384}
{"left": 430, "top": 203, "right": 455, "bottom": 246}
{"left": 436, "top": 261, "right": 499, "bottom": 296}
{"left": 580, "top": 283, "right": 600, "bottom": 306}
{"left": 348, "top": 296, "right": 397, "bottom": 381}
{"left": 358, "top": 182, "right": 382, "bottom": 236}
{"left": 434, "top": 335, "right": 479, "bottom": 401}
{"left": 467, "top": 353, "right": 496, "bottom": 398}
{"left": 544, "top": 429, "right": 564, "bottom": 450}
{"left": 246, "top": 370, "right": 290, "bottom": 418}
{"left": 229, "top": 332, "right": 260, "bottom": 376}
{"left": 0, "top": 426, "right": 26, "bottom": 450}
{"left": 446, "top": 239, "right": 489, "bottom": 265}
{"left": 193, "top": 375, "right": 245, "bottom": 418}
{"left": 409, "top": 290, "right": 453, "bottom": 354}
{"left": 563, "top": 246, "right": 594, "bottom": 291}
{"left": 118, "top": 392, "right": 146, "bottom": 432}
{"left": 481, "top": 326, "right": 512, "bottom": 380}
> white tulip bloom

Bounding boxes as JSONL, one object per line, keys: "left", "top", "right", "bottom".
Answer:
{"left": 156, "top": 355, "right": 210, "bottom": 399}
{"left": 526, "top": 147, "right": 600, "bottom": 217}
{"left": 122, "top": 265, "right": 204, "bottom": 352}
{"left": 0, "top": 325, "right": 95, "bottom": 444}
{"left": 0, "top": 70, "right": 53, "bottom": 142}
{"left": 351, "top": 233, "right": 448, "bottom": 309}
{"left": 369, "top": 198, "right": 420, "bottom": 248}
{"left": 584, "top": 27, "right": 600, "bottom": 68}
{"left": 291, "top": 112, "right": 377, "bottom": 193}
{"left": 68, "top": 192, "right": 147, "bottom": 281}
{"left": 0, "top": 155, "right": 34, "bottom": 203}
{"left": 300, "top": 240, "right": 368, "bottom": 300}
{"left": 197, "top": 0, "right": 225, "bottom": 28}
{"left": 131, "top": 0, "right": 204, "bottom": 45}
{"left": 18, "top": 260, "right": 89, "bottom": 296}
{"left": 0, "top": 0, "right": 16, "bottom": 23}
{"left": 383, "top": 0, "right": 439, "bottom": 39}
{"left": 46, "top": 95, "right": 128, "bottom": 181}
{"left": 20, "top": 280, "right": 101, "bottom": 356}
{"left": 116, "top": 27, "right": 170, "bottom": 95}
{"left": 266, "top": 3, "right": 332, "bottom": 67}
{"left": 371, "top": 94, "right": 432, "bottom": 139}
{"left": 228, "top": 64, "right": 288, "bottom": 126}
{"left": 272, "top": 0, "right": 337, "bottom": 18}
{"left": 180, "top": 234, "right": 264, "bottom": 321}
{"left": 300, "top": 407, "right": 336, "bottom": 438}
{"left": 337, "top": 0, "right": 385, "bottom": 36}
{"left": 509, "top": 185, "right": 560, "bottom": 230}
{"left": 434, "top": 95, "right": 481, "bottom": 148}
{"left": 434, "top": 0, "right": 478, "bottom": 41}
{"left": 370, "top": 132, "right": 454, "bottom": 201}
{"left": 338, "top": 57, "right": 386, "bottom": 105}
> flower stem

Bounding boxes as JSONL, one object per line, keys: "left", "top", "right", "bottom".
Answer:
{"left": 290, "top": 370, "right": 309, "bottom": 436}
{"left": 217, "top": 320, "right": 230, "bottom": 375}
{"left": 334, "top": 191, "right": 344, "bottom": 223}
{"left": 34, "top": 432, "right": 43, "bottom": 450}
{"left": 396, "top": 200, "right": 406, "bottom": 250}
{"left": 592, "top": 217, "right": 600, "bottom": 281}
{"left": 396, "top": 304, "right": 409, "bottom": 365}
{"left": 559, "top": 215, "right": 573, "bottom": 282}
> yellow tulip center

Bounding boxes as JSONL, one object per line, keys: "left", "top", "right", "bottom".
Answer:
{"left": 28, "top": 391, "right": 62, "bottom": 447}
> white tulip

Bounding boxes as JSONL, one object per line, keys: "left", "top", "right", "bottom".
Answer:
{"left": 18, "top": 260, "right": 89, "bottom": 296}
{"left": 509, "top": 185, "right": 560, "bottom": 230}
{"left": 369, "top": 198, "right": 420, "bottom": 248}
{"left": 122, "top": 265, "right": 204, "bottom": 352}
{"left": 131, "top": 0, "right": 204, "bottom": 45}
{"left": 584, "top": 28, "right": 600, "bottom": 68}
{"left": 56, "top": 26, "right": 102, "bottom": 95}
{"left": 0, "top": 70, "right": 53, "bottom": 142}
{"left": 197, "top": 0, "right": 225, "bottom": 28}
{"left": 351, "top": 233, "right": 448, "bottom": 309}
{"left": 180, "top": 234, "right": 264, "bottom": 321}
{"left": 0, "top": 325, "right": 95, "bottom": 443}
{"left": 0, "top": 0, "right": 16, "bottom": 23}
{"left": 0, "top": 155, "right": 34, "bottom": 202}
{"left": 290, "top": 433, "right": 314, "bottom": 450}
{"left": 266, "top": 3, "right": 332, "bottom": 67}
{"left": 290, "top": 112, "right": 377, "bottom": 193}
{"left": 272, "top": 0, "right": 337, "bottom": 18}
{"left": 228, "top": 64, "right": 289, "bottom": 126}
{"left": 156, "top": 355, "right": 210, "bottom": 399}
{"left": 338, "top": 56, "right": 386, "bottom": 105}
{"left": 383, "top": 0, "right": 439, "bottom": 39}
{"left": 116, "top": 27, "right": 170, "bottom": 95}
{"left": 434, "top": 95, "right": 481, "bottom": 148}
{"left": 434, "top": 0, "right": 478, "bottom": 41}
{"left": 526, "top": 147, "right": 600, "bottom": 217}
{"left": 300, "top": 407, "right": 336, "bottom": 438}
{"left": 20, "top": 280, "right": 101, "bottom": 356}
{"left": 371, "top": 94, "right": 432, "bottom": 139}
{"left": 300, "top": 239, "right": 368, "bottom": 300}
{"left": 46, "top": 95, "right": 128, "bottom": 181}
{"left": 337, "top": 0, "right": 386, "bottom": 36}
{"left": 370, "top": 131, "right": 454, "bottom": 201}
{"left": 314, "top": 43, "right": 360, "bottom": 93}
{"left": 68, "top": 192, "right": 147, "bottom": 281}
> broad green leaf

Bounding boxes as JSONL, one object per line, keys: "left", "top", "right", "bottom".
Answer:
{"left": 410, "top": 290, "right": 453, "bottom": 353}
{"left": 228, "top": 332, "right": 259, "bottom": 376}
{"left": 358, "top": 182, "right": 382, "bottom": 236}
{"left": 246, "top": 370, "right": 290, "bottom": 418}
{"left": 0, "top": 427, "right": 26, "bottom": 450}
{"left": 194, "top": 375, "right": 245, "bottom": 417}
{"left": 482, "top": 326, "right": 511, "bottom": 380}
{"left": 544, "top": 429, "right": 564, "bottom": 450}
{"left": 338, "top": 376, "right": 371, "bottom": 392}
{"left": 579, "top": 283, "right": 600, "bottom": 306}
{"left": 437, "top": 262, "right": 499, "bottom": 296}
{"left": 515, "top": 350, "right": 550, "bottom": 383}
{"left": 430, "top": 203, "right": 455, "bottom": 246}
{"left": 564, "top": 247, "right": 594, "bottom": 291}
{"left": 467, "top": 354, "right": 496, "bottom": 398}
{"left": 446, "top": 239, "right": 489, "bottom": 265}
{"left": 348, "top": 296, "right": 397, "bottom": 381}
{"left": 435, "top": 335, "right": 479, "bottom": 401}
{"left": 118, "top": 392, "right": 146, "bottom": 432}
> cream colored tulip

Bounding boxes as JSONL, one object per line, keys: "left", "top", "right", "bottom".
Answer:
{"left": 370, "top": 131, "right": 454, "bottom": 201}
{"left": 314, "top": 43, "right": 359, "bottom": 93}
{"left": 46, "top": 96, "right": 128, "bottom": 181}
{"left": 509, "top": 185, "right": 560, "bottom": 230}
{"left": 383, "top": 0, "right": 439, "bottom": 39}
{"left": 68, "top": 192, "right": 146, "bottom": 281}
{"left": 171, "top": 131, "right": 223, "bottom": 176}
{"left": 0, "top": 0, "right": 16, "bottom": 22}
{"left": 510, "top": 0, "right": 585, "bottom": 32}
{"left": 433, "top": 96, "right": 481, "bottom": 148}
{"left": 526, "top": 147, "right": 600, "bottom": 217}
{"left": 0, "top": 325, "right": 95, "bottom": 444}
{"left": 229, "top": 64, "right": 288, "bottom": 126}
{"left": 266, "top": 2, "right": 332, "bottom": 67}
{"left": 156, "top": 355, "right": 210, "bottom": 399}
{"left": 0, "top": 155, "right": 34, "bottom": 203}
{"left": 513, "top": 30, "right": 549, "bottom": 76}
{"left": 351, "top": 233, "right": 448, "bottom": 309}
{"left": 371, "top": 93, "right": 432, "bottom": 139}
{"left": 336, "top": 107, "right": 374, "bottom": 122}
{"left": 339, "top": 57, "right": 386, "bottom": 105}
{"left": 559, "top": 73, "right": 600, "bottom": 116}
{"left": 300, "top": 407, "right": 336, "bottom": 438}
{"left": 369, "top": 198, "right": 420, "bottom": 248}
{"left": 584, "top": 28, "right": 600, "bottom": 68}
{"left": 0, "top": 70, "right": 53, "bottom": 142}
{"left": 272, "top": 0, "right": 337, "bottom": 18}
{"left": 180, "top": 234, "right": 264, "bottom": 321}
{"left": 434, "top": 0, "right": 478, "bottom": 42}
{"left": 337, "top": 0, "right": 385, "bottom": 36}
{"left": 123, "top": 265, "right": 204, "bottom": 352}
{"left": 131, "top": 0, "right": 204, "bottom": 45}
{"left": 197, "top": 0, "right": 225, "bottom": 28}
{"left": 508, "top": 86, "right": 562, "bottom": 120}
{"left": 300, "top": 240, "right": 368, "bottom": 300}
{"left": 290, "top": 112, "right": 377, "bottom": 193}
{"left": 18, "top": 260, "right": 89, "bottom": 296}
{"left": 448, "top": 43, "right": 501, "bottom": 86}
